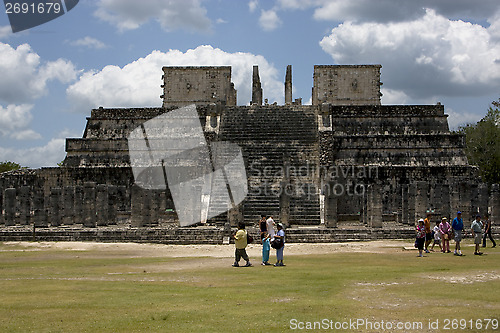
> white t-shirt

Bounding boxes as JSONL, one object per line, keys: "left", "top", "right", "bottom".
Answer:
{"left": 266, "top": 217, "right": 275, "bottom": 238}
{"left": 433, "top": 225, "right": 441, "bottom": 240}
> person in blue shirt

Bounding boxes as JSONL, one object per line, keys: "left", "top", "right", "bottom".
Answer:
{"left": 452, "top": 211, "right": 464, "bottom": 256}
{"left": 274, "top": 223, "right": 285, "bottom": 266}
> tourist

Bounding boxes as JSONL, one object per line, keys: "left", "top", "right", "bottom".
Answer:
{"left": 232, "top": 222, "right": 252, "bottom": 267}
{"left": 415, "top": 219, "right": 426, "bottom": 257}
{"left": 452, "top": 211, "right": 464, "bottom": 256}
{"left": 259, "top": 215, "right": 267, "bottom": 240}
{"left": 482, "top": 213, "right": 496, "bottom": 248}
{"left": 471, "top": 214, "right": 483, "bottom": 255}
{"left": 424, "top": 211, "right": 433, "bottom": 253}
{"left": 439, "top": 217, "right": 451, "bottom": 253}
{"left": 266, "top": 215, "right": 276, "bottom": 239}
{"left": 274, "top": 223, "right": 285, "bottom": 266}
{"left": 261, "top": 232, "right": 271, "bottom": 265}
{"left": 431, "top": 220, "right": 442, "bottom": 252}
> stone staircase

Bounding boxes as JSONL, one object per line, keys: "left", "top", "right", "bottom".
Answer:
{"left": 216, "top": 106, "right": 321, "bottom": 225}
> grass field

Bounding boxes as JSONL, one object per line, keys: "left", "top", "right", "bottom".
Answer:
{"left": 0, "top": 240, "right": 499, "bottom": 333}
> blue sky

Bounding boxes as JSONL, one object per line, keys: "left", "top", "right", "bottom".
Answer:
{"left": 1, "top": 0, "right": 499, "bottom": 168}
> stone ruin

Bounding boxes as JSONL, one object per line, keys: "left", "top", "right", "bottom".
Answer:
{"left": 0, "top": 64, "right": 499, "bottom": 243}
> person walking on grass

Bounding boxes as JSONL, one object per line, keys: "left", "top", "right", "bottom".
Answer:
{"left": 431, "top": 220, "right": 442, "bottom": 252}
{"left": 482, "top": 213, "right": 496, "bottom": 248}
{"left": 439, "top": 217, "right": 451, "bottom": 253}
{"left": 452, "top": 211, "right": 465, "bottom": 256}
{"left": 259, "top": 215, "right": 267, "bottom": 241}
{"left": 261, "top": 232, "right": 271, "bottom": 266}
{"left": 232, "top": 223, "right": 252, "bottom": 267}
{"left": 424, "top": 211, "right": 433, "bottom": 253}
{"left": 416, "top": 219, "right": 426, "bottom": 257}
{"left": 274, "top": 223, "right": 285, "bottom": 266}
{"left": 471, "top": 214, "right": 483, "bottom": 255}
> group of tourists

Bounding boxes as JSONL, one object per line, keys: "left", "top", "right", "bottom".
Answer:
{"left": 415, "top": 210, "right": 496, "bottom": 257}
{"left": 232, "top": 215, "right": 285, "bottom": 267}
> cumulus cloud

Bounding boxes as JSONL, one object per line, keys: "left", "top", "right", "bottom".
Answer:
{"left": 70, "top": 36, "right": 107, "bottom": 49}
{"left": 66, "top": 45, "right": 283, "bottom": 112}
{"left": 0, "top": 104, "right": 41, "bottom": 140}
{"left": 319, "top": 9, "right": 500, "bottom": 99}
{"left": 446, "top": 107, "right": 482, "bottom": 130}
{"left": 0, "top": 137, "right": 66, "bottom": 168}
{"left": 0, "top": 26, "right": 11, "bottom": 39}
{"left": 0, "top": 43, "right": 78, "bottom": 104}
{"left": 94, "top": 0, "right": 212, "bottom": 33}
{"left": 248, "top": 0, "right": 258, "bottom": 13}
{"left": 259, "top": 9, "right": 282, "bottom": 31}
{"left": 278, "top": 0, "right": 500, "bottom": 23}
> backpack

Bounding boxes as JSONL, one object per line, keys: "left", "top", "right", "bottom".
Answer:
{"left": 246, "top": 232, "right": 254, "bottom": 244}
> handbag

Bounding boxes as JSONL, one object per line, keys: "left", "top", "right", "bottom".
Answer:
{"left": 271, "top": 237, "right": 283, "bottom": 249}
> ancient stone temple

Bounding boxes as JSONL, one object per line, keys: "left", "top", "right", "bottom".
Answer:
{"left": 1, "top": 64, "right": 498, "bottom": 243}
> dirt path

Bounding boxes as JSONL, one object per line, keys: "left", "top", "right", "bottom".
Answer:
{"left": 1, "top": 240, "right": 413, "bottom": 258}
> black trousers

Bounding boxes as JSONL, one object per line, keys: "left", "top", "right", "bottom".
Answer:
{"left": 482, "top": 230, "right": 496, "bottom": 247}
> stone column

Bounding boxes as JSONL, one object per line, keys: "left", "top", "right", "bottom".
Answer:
{"left": 408, "top": 182, "right": 416, "bottom": 226}
{"left": 401, "top": 184, "right": 409, "bottom": 225}
{"left": 130, "top": 184, "right": 144, "bottom": 227}
{"left": 83, "top": 182, "right": 96, "bottom": 227}
{"left": 478, "top": 183, "right": 489, "bottom": 217}
{"left": 4, "top": 188, "right": 16, "bottom": 226}
{"left": 74, "top": 185, "right": 84, "bottom": 225}
{"left": 19, "top": 186, "right": 31, "bottom": 225}
{"left": 489, "top": 184, "right": 500, "bottom": 227}
{"left": 459, "top": 182, "right": 472, "bottom": 223}
{"left": 62, "top": 186, "right": 74, "bottom": 225}
{"left": 33, "top": 189, "right": 47, "bottom": 227}
{"left": 279, "top": 182, "right": 290, "bottom": 226}
{"left": 470, "top": 183, "right": 479, "bottom": 216}
{"left": 107, "top": 185, "right": 117, "bottom": 225}
{"left": 49, "top": 187, "right": 62, "bottom": 227}
{"left": 415, "top": 181, "right": 428, "bottom": 220}
{"left": 368, "top": 184, "right": 383, "bottom": 228}
{"left": 96, "top": 184, "right": 109, "bottom": 226}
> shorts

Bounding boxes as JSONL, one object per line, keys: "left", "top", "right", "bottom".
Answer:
{"left": 425, "top": 233, "right": 433, "bottom": 241}
{"left": 454, "top": 230, "right": 462, "bottom": 242}
{"left": 416, "top": 237, "right": 425, "bottom": 250}
{"left": 474, "top": 233, "right": 482, "bottom": 244}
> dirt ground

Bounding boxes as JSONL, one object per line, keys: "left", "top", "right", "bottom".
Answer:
{"left": 0, "top": 240, "right": 414, "bottom": 258}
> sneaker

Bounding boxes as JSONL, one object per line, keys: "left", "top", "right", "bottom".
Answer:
{"left": 264, "top": 262, "right": 272, "bottom": 266}
{"left": 232, "top": 263, "right": 239, "bottom": 267}
{"left": 474, "top": 252, "right": 479, "bottom": 255}
{"left": 478, "top": 252, "right": 483, "bottom": 255}
{"left": 261, "top": 262, "right": 266, "bottom": 266}
{"left": 425, "top": 249, "right": 430, "bottom": 253}
{"left": 244, "top": 262, "right": 252, "bottom": 267}
{"left": 447, "top": 250, "right": 451, "bottom": 253}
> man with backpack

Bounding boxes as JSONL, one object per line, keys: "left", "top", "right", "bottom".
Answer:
{"left": 232, "top": 222, "right": 252, "bottom": 267}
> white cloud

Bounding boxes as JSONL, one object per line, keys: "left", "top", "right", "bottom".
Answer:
{"left": 319, "top": 9, "right": 500, "bottom": 99}
{"left": 446, "top": 107, "right": 482, "bottom": 130}
{"left": 0, "top": 137, "right": 66, "bottom": 168}
{"left": 248, "top": 0, "right": 258, "bottom": 13}
{"left": 0, "top": 104, "right": 42, "bottom": 140}
{"left": 0, "top": 43, "right": 78, "bottom": 104}
{"left": 380, "top": 89, "right": 410, "bottom": 105}
{"left": 67, "top": 45, "right": 283, "bottom": 112}
{"left": 259, "top": 9, "right": 282, "bottom": 31}
{"left": 278, "top": 0, "right": 500, "bottom": 23}
{"left": 216, "top": 18, "right": 227, "bottom": 24}
{"left": 71, "top": 36, "right": 107, "bottom": 49}
{"left": 0, "top": 26, "right": 11, "bottom": 39}
{"left": 94, "top": 0, "right": 212, "bottom": 33}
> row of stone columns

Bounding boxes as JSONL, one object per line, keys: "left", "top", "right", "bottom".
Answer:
{"left": 322, "top": 181, "right": 500, "bottom": 228}
{"left": 1, "top": 183, "right": 126, "bottom": 227}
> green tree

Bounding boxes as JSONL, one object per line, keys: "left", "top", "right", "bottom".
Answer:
{"left": 0, "top": 161, "right": 23, "bottom": 173}
{"left": 458, "top": 98, "right": 500, "bottom": 185}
